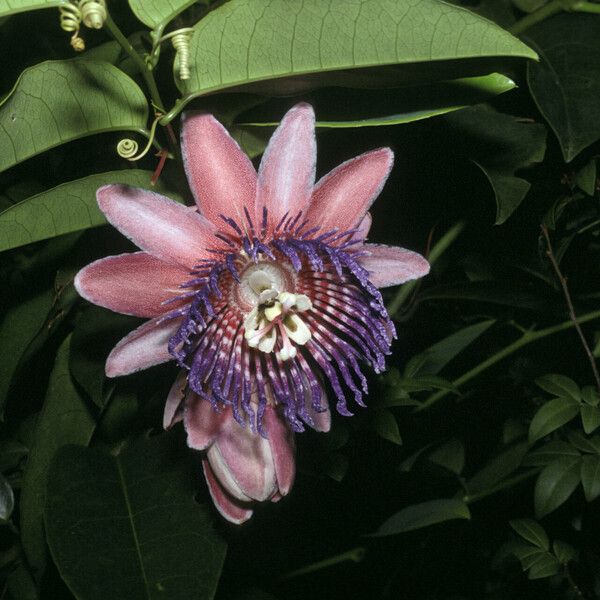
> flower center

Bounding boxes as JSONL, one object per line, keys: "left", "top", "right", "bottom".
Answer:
{"left": 237, "top": 261, "right": 312, "bottom": 361}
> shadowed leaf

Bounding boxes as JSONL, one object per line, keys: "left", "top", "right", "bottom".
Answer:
{"left": 373, "top": 498, "right": 470, "bottom": 536}
{"left": 45, "top": 432, "right": 226, "bottom": 600}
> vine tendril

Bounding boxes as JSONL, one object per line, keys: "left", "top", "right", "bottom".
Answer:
{"left": 117, "top": 115, "right": 162, "bottom": 161}
{"left": 58, "top": 0, "right": 107, "bottom": 51}
{"left": 157, "top": 28, "right": 194, "bottom": 81}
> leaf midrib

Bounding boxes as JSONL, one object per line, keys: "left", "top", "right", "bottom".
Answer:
{"left": 116, "top": 457, "right": 151, "bottom": 600}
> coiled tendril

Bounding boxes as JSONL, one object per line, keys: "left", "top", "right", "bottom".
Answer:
{"left": 159, "top": 28, "right": 194, "bottom": 81}
{"left": 59, "top": 0, "right": 107, "bottom": 51}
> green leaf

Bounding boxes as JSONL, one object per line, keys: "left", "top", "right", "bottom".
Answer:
{"left": 523, "top": 440, "right": 580, "bottom": 467}
{"left": 527, "top": 553, "right": 560, "bottom": 579}
{"left": 581, "top": 455, "right": 600, "bottom": 502}
{"left": 369, "top": 409, "right": 402, "bottom": 445}
{"left": 20, "top": 335, "right": 95, "bottom": 578}
{"left": 512, "top": 544, "right": 549, "bottom": 570}
{"left": 535, "top": 374, "right": 581, "bottom": 401}
{"left": 0, "top": 439, "right": 28, "bottom": 472}
{"left": 466, "top": 441, "right": 529, "bottom": 494}
{"left": 528, "top": 397, "right": 580, "bottom": 444}
{"left": 0, "top": 60, "right": 149, "bottom": 173}
{"left": 0, "top": 170, "right": 183, "bottom": 252}
{"left": 45, "top": 433, "right": 227, "bottom": 600}
{"left": 512, "top": 0, "right": 549, "bottom": 12}
{"left": 582, "top": 386, "right": 600, "bottom": 407}
{"left": 0, "top": 289, "right": 53, "bottom": 419}
{"left": 526, "top": 14, "right": 600, "bottom": 162}
{"left": 581, "top": 405, "right": 600, "bottom": 435}
{"left": 321, "top": 452, "right": 349, "bottom": 483}
{"left": 242, "top": 74, "right": 516, "bottom": 129}
{"left": 5, "top": 560, "right": 39, "bottom": 600}
{"left": 428, "top": 439, "right": 465, "bottom": 475}
{"left": 406, "top": 319, "right": 495, "bottom": 377}
{"left": 445, "top": 104, "right": 547, "bottom": 224}
{"left": 178, "top": 0, "right": 536, "bottom": 100}
{"left": 553, "top": 540, "right": 577, "bottom": 565}
{"left": 509, "top": 518, "right": 549, "bottom": 550}
{"left": 567, "top": 430, "right": 600, "bottom": 454}
{"left": 128, "top": 0, "right": 200, "bottom": 27}
{"left": 69, "top": 307, "right": 138, "bottom": 408}
{"left": 574, "top": 159, "right": 597, "bottom": 196}
{"left": 0, "top": 472, "right": 14, "bottom": 520}
{"left": 0, "top": 0, "right": 64, "bottom": 18}
{"left": 534, "top": 456, "right": 581, "bottom": 518}
{"left": 373, "top": 498, "right": 470, "bottom": 536}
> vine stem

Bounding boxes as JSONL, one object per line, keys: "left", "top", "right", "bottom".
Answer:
{"left": 509, "top": 0, "right": 564, "bottom": 35}
{"left": 279, "top": 547, "right": 365, "bottom": 580}
{"left": 104, "top": 13, "right": 166, "bottom": 113}
{"left": 416, "top": 308, "right": 600, "bottom": 412}
{"left": 387, "top": 221, "right": 465, "bottom": 317}
{"left": 541, "top": 225, "right": 600, "bottom": 393}
{"left": 510, "top": 0, "right": 600, "bottom": 36}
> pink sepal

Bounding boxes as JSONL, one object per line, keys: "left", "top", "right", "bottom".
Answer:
{"left": 358, "top": 243, "right": 430, "bottom": 288}
{"left": 263, "top": 406, "right": 295, "bottom": 496}
{"left": 306, "top": 148, "right": 393, "bottom": 234}
{"left": 105, "top": 316, "right": 180, "bottom": 377}
{"left": 75, "top": 252, "right": 188, "bottom": 318}
{"left": 163, "top": 370, "right": 187, "bottom": 430}
{"left": 256, "top": 103, "right": 316, "bottom": 234}
{"left": 184, "top": 396, "right": 228, "bottom": 450}
{"left": 97, "top": 185, "right": 216, "bottom": 269}
{"left": 181, "top": 112, "right": 257, "bottom": 228}
{"left": 202, "top": 459, "right": 253, "bottom": 525}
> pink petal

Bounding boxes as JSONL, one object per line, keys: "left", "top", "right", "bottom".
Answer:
{"left": 210, "top": 418, "right": 277, "bottom": 502}
{"left": 75, "top": 252, "right": 189, "bottom": 318}
{"left": 256, "top": 103, "right": 316, "bottom": 233}
{"left": 184, "top": 396, "right": 228, "bottom": 450}
{"left": 202, "top": 459, "right": 253, "bottom": 525}
{"left": 181, "top": 112, "right": 257, "bottom": 227}
{"left": 263, "top": 406, "right": 295, "bottom": 496}
{"left": 305, "top": 148, "right": 393, "bottom": 233}
{"left": 356, "top": 212, "right": 372, "bottom": 241}
{"left": 105, "top": 316, "right": 181, "bottom": 377}
{"left": 358, "top": 243, "right": 430, "bottom": 288}
{"left": 163, "top": 370, "right": 188, "bottom": 430}
{"left": 97, "top": 185, "right": 216, "bottom": 269}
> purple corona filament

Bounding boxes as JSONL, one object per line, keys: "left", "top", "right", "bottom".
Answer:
{"left": 163, "top": 208, "right": 395, "bottom": 436}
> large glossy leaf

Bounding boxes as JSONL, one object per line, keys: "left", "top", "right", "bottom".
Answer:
{"left": 528, "top": 397, "right": 580, "bottom": 444}
{"left": 240, "top": 74, "right": 516, "bottom": 129}
{"left": 525, "top": 14, "right": 600, "bottom": 162}
{"left": 20, "top": 335, "right": 95, "bottom": 578}
{"left": 523, "top": 440, "right": 580, "bottom": 467}
{"left": 0, "top": 170, "right": 184, "bottom": 252}
{"left": 373, "top": 498, "right": 470, "bottom": 536}
{"left": 177, "top": 0, "right": 536, "bottom": 102}
{"left": 45, "top": 433, "right": 226, "bottom": 600}
{"left": 0, "top": 60, "right": 149, "bottom": 173}
{"left": 445, "top": 104, "right": 547, "bottom": 224}
{"left": 128, "top": 0, "right": 202, "bottom": 27}
{"left": 534, "top": 456, "right": 581, "bottom": 518}
{"left": 0, "top": 0, "right": 64, "bottom": 18}
{"left": 0, "top": 289, "right": 53, "bottom": 419}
